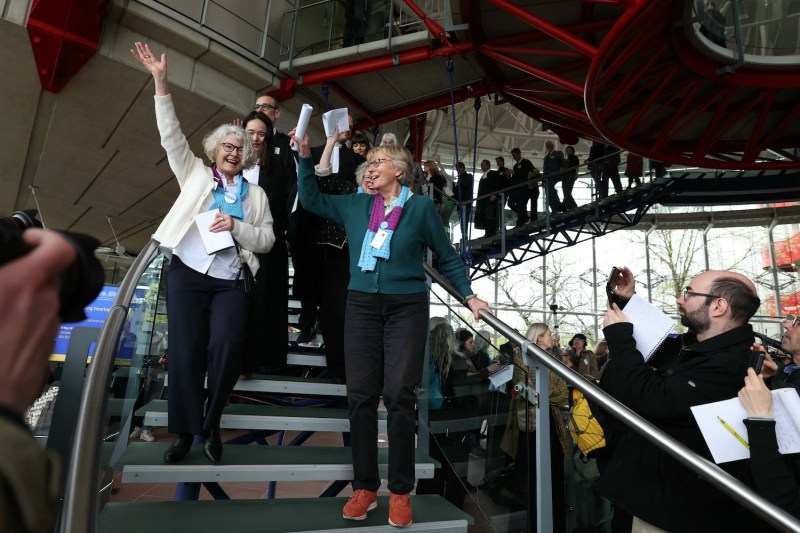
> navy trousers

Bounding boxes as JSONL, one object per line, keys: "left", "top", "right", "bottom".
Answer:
{"left": 344, "top": 290, "right": 429, "bottom": 494}
{"left": 166, "top": 256, "right": 248, "bottom": 436}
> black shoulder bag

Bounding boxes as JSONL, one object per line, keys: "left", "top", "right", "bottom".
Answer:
{"left": 233, "top": 241, "right": 255, "bottom": 294}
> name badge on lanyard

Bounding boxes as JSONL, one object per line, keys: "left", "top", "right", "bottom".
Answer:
{"left": 371, "top": 230, "right": 388, "bottom": 249}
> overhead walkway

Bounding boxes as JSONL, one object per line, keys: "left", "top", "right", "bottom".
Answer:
{"left": 460, "top": 168, "right": 800, "bottom": 280}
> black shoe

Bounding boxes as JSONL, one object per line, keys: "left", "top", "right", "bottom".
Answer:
{"left": 296, "top": 327, "right": 314, "bottom": 344}
{"left": 203, "top": 426, "right": 222, "bottom": 464}
{"left": 163, "top": 433, "right": 193, "bottom": 463}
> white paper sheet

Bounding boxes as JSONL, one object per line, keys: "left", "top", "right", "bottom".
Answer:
{"left": 623, "top": 294, "right": 675, "bottom": 361}
{"left": 488, "top": 364, "right": 513, "bottom": 390}
{"left": 194, "top": 210, "right": 234, "bottom": 254}
{"left": 290, "top": 103, "right": 314, "bottom": 151}
{"left": 691, "top": 389, "right": 800, "bottom": 464}
{"left": 322, "top": 108, "right": 349, "bottom": 137}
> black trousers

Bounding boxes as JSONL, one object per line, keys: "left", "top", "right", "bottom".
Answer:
{"left": 243, "top": 237, "right": 289, "bottom": 372}
{"left": 599, "top": 168, "right": 623, "bottom": 199}
{"left": 344, "top": 290, "right": 429, "bottom": 494}
{"left": 508, "top": 188, "right": 531, "bottom": 226}
{"left": 166, "top": 256, "right": 248, "bottom": 435}
{"left": 316, "top": 244, "right": 350, "bottom": 380}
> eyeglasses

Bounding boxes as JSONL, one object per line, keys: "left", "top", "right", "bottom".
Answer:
{"left": 221, "top": 142, "right": 244, "bottom": 155}
{"left": 253, "top": 103, "right": 278, "bottom": 111}
{"left": 369, "top": 158, "right": 391, "bottom": 168}
{"left": 246, "top": 130, "right": 267, "bottom": 139}
{"left": 683, "top": 289, "right": 722, "bottom": 300}
{"left": 786, "top": 314, "right": 800, "bottom": 327}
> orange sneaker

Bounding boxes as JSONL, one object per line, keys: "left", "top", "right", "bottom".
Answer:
{"left": 388, "top": 492, "right": 412, "bottom": 528}
{"left": 342, "top": 489, "right": 378, "bottom": 520}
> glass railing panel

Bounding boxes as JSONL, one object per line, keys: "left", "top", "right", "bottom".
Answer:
{"left": 279, "top": 0, "right": 450, "bottom": 60}
{"left": 417, "top": 350, "right": 523, "bottom": 531}
{"left": 96, "top": 252, "right": 168, "bottom": 504}
{"left": 694, "top": 0, "right": 800, "bottom": 60}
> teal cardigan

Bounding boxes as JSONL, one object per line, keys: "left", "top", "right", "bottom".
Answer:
{"left": 297, "top": 157, "right": 473, "bottom": 297}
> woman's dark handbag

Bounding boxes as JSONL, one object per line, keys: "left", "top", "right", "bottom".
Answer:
{"left": 233, "top": 241, "right": 255, "bottom": 294}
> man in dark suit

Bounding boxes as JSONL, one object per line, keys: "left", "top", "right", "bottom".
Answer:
{"left": 508, "top": 147, "right": 536, "bottom": 226}
{"left": 542, "top": 140, "right": 565, "bottom": 213}
{"left": 245, "top": 94, "right": 297, "bottom": 374}
{"left": 455, "top": 161, "right": 474, "bottom": 235}
{"left": 294, "top": 115, "right": 364, "bottom": 380}
{"left": 476, "top": 159, "right": 502, "bottom": 237}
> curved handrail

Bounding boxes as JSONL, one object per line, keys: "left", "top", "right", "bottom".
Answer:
{"left": 59, "top": 239, "right": 161, "bottom": 533}
{"left": 424, "top": 262, "right": 800, "bottom": 532}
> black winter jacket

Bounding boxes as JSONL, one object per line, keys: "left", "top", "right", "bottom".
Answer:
{"left": 599, "top": 322, "right": 774, "bottom": 532}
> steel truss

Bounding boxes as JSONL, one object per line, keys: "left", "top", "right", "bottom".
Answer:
{"left": 465, "top": 178, "right": 674, "bottom": 280}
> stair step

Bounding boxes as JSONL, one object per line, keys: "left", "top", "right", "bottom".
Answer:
{"left": 163, "top": 373, "right": 346, "bottom": 397}
{"left": 229, "top": 373, "right": 346, "bottom": 396}
{"left": 115, "top": 443, "right": 437, "bottom": 483}
{"left": 99, "top": 495, "right": 473, "bottom": 532}
{"left": 138, "top": 400, "right": 386, "bottom": 432}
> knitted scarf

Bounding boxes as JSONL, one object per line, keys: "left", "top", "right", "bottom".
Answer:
{"left": 209, "top": 164, "right": 248, "bottom": 220}
{"left": 357, "top": 186, "right": 409, "bottom": 272}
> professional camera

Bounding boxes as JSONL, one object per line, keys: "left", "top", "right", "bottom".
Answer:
{"left": 0, "top": 209, "right": 105, "bottom": 322}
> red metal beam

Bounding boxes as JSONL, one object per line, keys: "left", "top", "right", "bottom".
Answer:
{"left": 481, "top": 48, "right": 584, "bottom": 96}
{"left": 298, "top": 41, "right": 474, "bottom": 86}
{"left": 694, "top": 86, "right": 736, "bottom": 157}
{"left": 488, "top": 0, "right": 598, "bottom": 58}
{"left": 599, "top": 40, "right": 669, "bottom": 119}
{"left": 652, "top": 78, "right": 703, "bottom": 152}
{"left": 504, "top": 89, "right": 588, "bottom": 123}
{"left": 487, "top": 45, "right": 584, "bottom": 59}
{"left": 364, "top": 85, "right": 491, "bottom": 127}
{"left": 401, "top": 0, "right": 461, "bottom": 56}
{"left": 487, "top": 18, "right": 616, "bottom": 48}
{"left": 325, "top": 80, "right": 376, "bottom": 124}
{"left": 743, "top": 91, "right": 776, "bottom": 161}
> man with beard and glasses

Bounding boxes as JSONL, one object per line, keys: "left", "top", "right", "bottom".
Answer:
{"left": 597, "top": 267, "right": 774, "bottom": 532}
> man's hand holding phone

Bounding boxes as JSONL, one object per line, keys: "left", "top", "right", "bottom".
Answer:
{"left": 607, "top": 266, "right": 634, "bottom": 309}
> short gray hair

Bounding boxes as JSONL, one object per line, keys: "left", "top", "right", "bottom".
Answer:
{"left": 366, "top": 144, "right": 413, "bottom": 186}
{"left": 202, "top": 124, "right": 256, "bottom": 169}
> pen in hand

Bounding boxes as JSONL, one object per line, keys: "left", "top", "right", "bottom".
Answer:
{"left": 718, "top": 416, "right": 750, "bottom": 449}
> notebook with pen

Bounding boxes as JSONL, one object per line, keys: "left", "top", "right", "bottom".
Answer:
{"left": 691, "top": 389, "right": 800, "bottom": 464}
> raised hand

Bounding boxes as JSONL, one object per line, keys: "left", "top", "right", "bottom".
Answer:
{"left": 130, "top": 41, "right": 169, "bottom": 96}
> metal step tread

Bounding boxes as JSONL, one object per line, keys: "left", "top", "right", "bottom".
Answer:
{"left": 99, "top": 495, "right": 472, "bottom": 532}
{"left": 163, "top": 373, "right": 346, "bottom": 396}
{"left": 115, "top": 443, "right": 437, "bottom": 483}
{"left": 137, "top": 400, "right": 387, "bottom": 432}
{"left": 234, "top": 373, "right": 344, "bottom": 394}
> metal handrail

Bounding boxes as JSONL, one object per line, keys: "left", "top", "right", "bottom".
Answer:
{"left": 424, "top": 262, "right": 800, "bottom": 532}
{"left": 59, "top": 239, "right": 161, "bottom": 533}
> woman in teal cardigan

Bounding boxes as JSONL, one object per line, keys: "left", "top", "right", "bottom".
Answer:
{"left": 294, "top": 130, "right": 491, "bottom": 527}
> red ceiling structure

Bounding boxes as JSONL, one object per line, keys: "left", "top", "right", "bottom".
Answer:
{"left": 279, "top": 0, "right": 800, "bottom": 170}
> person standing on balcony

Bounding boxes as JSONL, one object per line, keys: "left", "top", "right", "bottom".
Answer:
{"left": 599, "top": 145, "right": 623, "bottom": 199}
{"left": 508, "top": 147, "right": 536, "bottom": 226}
{"left": 131, "top": 42, "right": 275, "bottom": 465}
{"left": 624, "top": 152, "right": 643, "bottom": 189}
{"left": 542, "top": 140, "right": 565, "bottom": 213}
{"left": 294, "top": 129, "right": 491, "bottom": 528}
{"left": 561, "top": 145, "right": 579, "bottom": 210}
{"left": 586, "top": 140, "right": 606, "bottom": 200}
{"left": 475, "top": 159, "right": 502, "bottom": 237}
{"left": 454, "top": 162, "right": 474, "bottom": 234}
